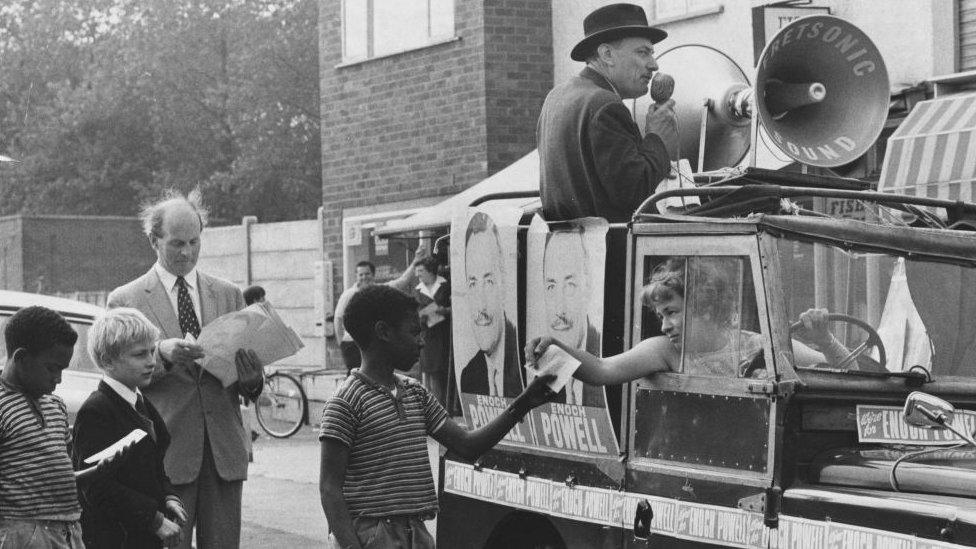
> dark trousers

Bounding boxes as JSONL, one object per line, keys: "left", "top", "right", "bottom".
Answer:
{"left": 352, "top": 515, "right": 435, "bottom": 549}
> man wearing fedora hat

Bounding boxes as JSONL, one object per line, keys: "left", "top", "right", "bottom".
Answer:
{"left": 538, "top": 3, "right": 678, "bottom": 223}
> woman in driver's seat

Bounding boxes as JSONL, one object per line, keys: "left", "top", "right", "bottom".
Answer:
{"left": 526, "top": 257, "right": 852, "bottom": 384}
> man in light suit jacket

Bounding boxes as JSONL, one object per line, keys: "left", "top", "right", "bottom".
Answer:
{"left": 108, "top": 188, "right": 264, "bottom": 549}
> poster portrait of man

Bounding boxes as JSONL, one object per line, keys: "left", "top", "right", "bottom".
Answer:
{"left": 543, "top": 229, "right": 605, "bottom": 407}
{"left": 458, "top": 211, "right": 524, "bottom": 397}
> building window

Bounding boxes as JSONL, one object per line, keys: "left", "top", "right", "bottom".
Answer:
{"left": 342, "top": 0, "right": 455, "bottom": 62}
{"left": 650, "top": 0, "right": 722, "bottom": 23}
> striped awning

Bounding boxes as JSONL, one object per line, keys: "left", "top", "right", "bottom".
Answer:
{"left": 878, "top": 93, "right": 976, "bottom": 201}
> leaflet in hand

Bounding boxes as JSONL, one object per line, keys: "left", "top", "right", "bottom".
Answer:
{"left": 195, "top": 301, "right": 304, "bottom": 387}
{"left": 84, "top": 428, "right": 147, "bottom": 464}
{"left": 419, "top": 302, "right": 445, "bottom": 327}
{"left": 534, "top": 345, "right": 581, "bottom": 393}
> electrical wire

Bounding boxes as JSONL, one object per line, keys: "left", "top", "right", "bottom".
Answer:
{"left": 888, "top": 442, "right": 968, "bottom": 492}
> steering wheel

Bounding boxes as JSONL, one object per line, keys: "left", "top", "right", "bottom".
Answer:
{"left": 789, "top": 313, "right": 887, "bottom": 371}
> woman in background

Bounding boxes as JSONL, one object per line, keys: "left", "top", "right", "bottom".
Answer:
{"left": 414, "top": 256, "right": 452, "bottom": 404}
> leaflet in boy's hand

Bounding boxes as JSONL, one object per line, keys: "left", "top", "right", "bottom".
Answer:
{"left": 533, "top": 346, "right": 581, "bottom": 393}
{"left": 195, "top": 301, "right": 304, "bottom": 387}
{"left": 84, "top": 429, "right": 147, "bottom": 464}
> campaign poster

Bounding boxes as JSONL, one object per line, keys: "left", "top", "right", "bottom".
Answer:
{"left": 451, "top": 206, "right": 530, "bottom": 444}
{"left": 451, "top": 209, "right": 619, "bottom": 455}
{"left": 523, "top": 215, "right": 620, "bottom": 456}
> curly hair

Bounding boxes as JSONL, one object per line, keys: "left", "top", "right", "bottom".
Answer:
{"left": 4, "top": 306, "right": 78, "bottom": 358}
{"left": 642, "top": 257, "right": 739, "bottom": 326}
{"left": 343, "top": 285, "right": 418, "bottom": 348}
{"left": 642, "top": 258, "right": 687, "bottom": 304}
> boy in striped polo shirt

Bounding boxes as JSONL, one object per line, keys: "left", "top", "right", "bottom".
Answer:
{"left": 0, "top": 306, "right": 125, "bottom": 548}
{"left": 319, "top": 285, "right": 554, "bottom": 549}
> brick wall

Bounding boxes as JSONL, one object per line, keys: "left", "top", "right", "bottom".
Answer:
{"left": 0, "top": 217, "right": 24, "bottom": 291}
{"left": 318, "top": 0, "right": 552, "bottom": 297}
{"left": 484, "top": 0, "right": 553, "bottom": 173}
{"left": 17, "top": 216, "right": 154, "bottom": 293}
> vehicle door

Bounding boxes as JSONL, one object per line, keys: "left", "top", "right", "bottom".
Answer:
{"left": 624, "top": 233, "right": 777, "bottom": 547}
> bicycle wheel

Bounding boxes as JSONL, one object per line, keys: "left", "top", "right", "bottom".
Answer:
{"left": 255, "top": 372, "right": 307, "bottom": 438}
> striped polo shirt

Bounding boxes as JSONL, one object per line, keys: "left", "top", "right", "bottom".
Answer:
{"left": 0, "top": 383, "right": 81, "bottom": 520}
{"left": 319, "top": 371, "right": 448, "bottom": 518}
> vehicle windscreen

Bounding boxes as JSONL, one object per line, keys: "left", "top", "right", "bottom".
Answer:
{"left": 775, "top": 237, "right": 976, "bottom": 378}
{"left": 638, "top": 255, "right": 766, "bottom": 379}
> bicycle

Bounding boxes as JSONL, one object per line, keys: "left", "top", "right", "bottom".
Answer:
{"left": 254, "top": 371, "right": 308, "bottom": 438}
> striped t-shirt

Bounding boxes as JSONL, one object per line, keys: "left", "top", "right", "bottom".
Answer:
{"left": 319, "top": 371, "right": 448, "bottom": 518}
{"left": 0, "top": 384, "right": 81, "bottom": 520}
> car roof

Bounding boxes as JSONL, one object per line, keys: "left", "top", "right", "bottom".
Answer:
{"left": 0, "top": 290, "right": 104, "bottom": 322}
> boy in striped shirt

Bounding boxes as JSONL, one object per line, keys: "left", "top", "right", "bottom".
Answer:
{"left": 0, "top": 306, "right": 125, "bottom": 548}
{"left": 319, "top": 285, "right": 554, "bottom": 549}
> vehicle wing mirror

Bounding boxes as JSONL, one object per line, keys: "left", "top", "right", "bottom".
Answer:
{"left": 903, "top": 391, "right": 955, "bottom": 428}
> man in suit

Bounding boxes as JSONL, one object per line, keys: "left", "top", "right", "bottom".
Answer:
{"left": 108, "top": 189, "right": 264, "bottom": 549}
{"left": 459, "top": 212, "right": 523, "bottom": 397}
{"left": 72, "top": 308, "right": 186, "bottom": 548}
{"left": 543, "top": 230, "right": 604, "bottom": 407}
{"left": 537, "top": 3, "right": 677, "bottom": 222}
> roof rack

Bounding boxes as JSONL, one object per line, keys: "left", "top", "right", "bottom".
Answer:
{"left": 636, "top": 170, "right": 976, "bottom": 230}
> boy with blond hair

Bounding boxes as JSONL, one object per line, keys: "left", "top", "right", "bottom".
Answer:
{"left": 72, "top": 308, "right": 186, "bottom": 548}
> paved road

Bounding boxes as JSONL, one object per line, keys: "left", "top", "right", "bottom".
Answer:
{"left": 242, "top": 426, "right": 327, "bottom": 547}
{"left": 240, "top": 419, "right": 441, "bottom": 548}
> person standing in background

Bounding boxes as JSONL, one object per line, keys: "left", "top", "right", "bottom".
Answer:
{"left": 334, "top": 252, "right": 427, "bottom": 377}
{"left": 413, "top": 257, "right": 451, "bottom": 404}
{"left": 243, "top": 285, "right": 266, "bottom": 306}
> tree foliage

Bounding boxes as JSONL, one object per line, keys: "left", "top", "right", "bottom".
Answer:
{"left": 0, "top": 0, "right": 321, "bottom": 224}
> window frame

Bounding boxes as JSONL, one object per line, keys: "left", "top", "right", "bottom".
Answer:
{"left": 626, "top": 233, "right": 778, "bottom": 484}
{"left": 648, "top": 0, "right": 723, "bottom": 25}
{"left": 340, "top": 0, "right": 457, "bottom": 64}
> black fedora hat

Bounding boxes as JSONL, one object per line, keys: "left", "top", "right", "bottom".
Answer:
{"left": 571, "top": 3, "right": 667, "bottom": 62}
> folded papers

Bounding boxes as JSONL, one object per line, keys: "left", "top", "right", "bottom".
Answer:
{"left": 84, "top": 429, "right": 147, "bottom": 464}
{"left": 195, "top": 301, "right": 304, "bottom": 387}
{"left": 527, "top": 346, "right": 581, "bottom": 393}
{"left": 419, "top": 302, "right": 445, "bottom": 327}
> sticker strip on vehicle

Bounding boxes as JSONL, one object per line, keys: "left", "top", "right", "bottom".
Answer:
{"left": 856, "top": 405, "right": 976, "bottom": 446}
{"left": 442, "top": 460, "right": 969, "bottom": 548}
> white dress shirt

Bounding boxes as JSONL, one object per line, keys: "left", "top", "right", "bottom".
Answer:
{"left": 154, "top": 263, "right": 202, "bottom": 327}
{"left": 102, "top": 376, "right": 141, "bottom": 411}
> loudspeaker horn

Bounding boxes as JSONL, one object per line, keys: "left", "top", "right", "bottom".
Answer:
{"left": 644, "top": 44, "right": 751, "bottom": 173}
{"left": 755, "top": 14, "right": 890, "bottom": 168}
{"left": 638, "top": 15, "right": 889, "bottom": 172}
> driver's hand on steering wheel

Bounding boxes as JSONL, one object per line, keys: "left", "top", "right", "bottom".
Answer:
{"left": 796, "top": 308, "right": 834, "bottom": 349}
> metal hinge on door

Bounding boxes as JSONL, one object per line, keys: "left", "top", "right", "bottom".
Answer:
{"left": 737, "top": 486, "right": 782, "bottom": 528}
{"left": 746, "top": 380, "right": 796, "bottom": 397}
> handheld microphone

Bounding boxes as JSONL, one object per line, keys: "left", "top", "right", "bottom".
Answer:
{"left": 650, "top": 72, "right": 674, "bottom": 104}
